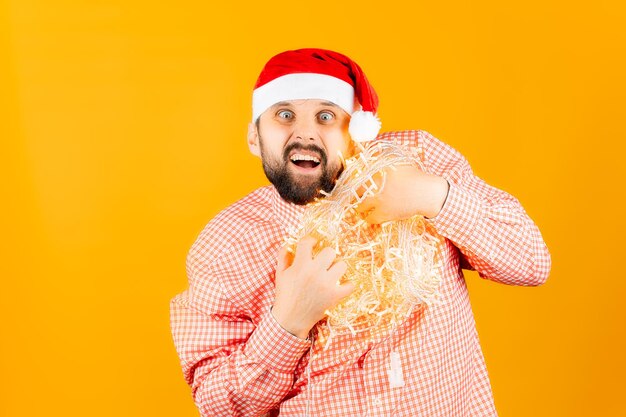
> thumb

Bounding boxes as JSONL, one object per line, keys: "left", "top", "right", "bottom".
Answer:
{"left": 364, "top": 209, "right": 384, "bottom": 225}
{"left": 356, "top": 196, "right": 375, "bottom": 215}
{"left": 334, "top": 281, "right": 356, "bottom": 302}
{"left": 276, "top": 246, "right": 293, "bottom": 273}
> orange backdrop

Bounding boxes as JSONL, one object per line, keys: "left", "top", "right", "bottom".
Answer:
{"left": 2, "top": 1, "right": 625, "bottom": 416}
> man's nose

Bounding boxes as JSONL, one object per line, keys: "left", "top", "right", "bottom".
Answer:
{"left": 293, "top": 118, "right": 318, "bottom": 141}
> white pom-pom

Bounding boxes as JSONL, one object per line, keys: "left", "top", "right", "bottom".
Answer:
{"left": 348, "top": 110, "right": 381, "bottom": 142}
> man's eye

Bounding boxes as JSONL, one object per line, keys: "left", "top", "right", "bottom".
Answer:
{"left": 277, "top": 110, "right": 294, "bottom": 119}
{"left": 319, "top": 111, "right": 334, "bottom": 122}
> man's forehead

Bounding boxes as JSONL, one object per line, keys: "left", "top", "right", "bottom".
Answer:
{"left": 269, "top": 99, "right": 342, "bottom": 109}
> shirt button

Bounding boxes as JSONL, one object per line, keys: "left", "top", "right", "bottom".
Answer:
{"left": 372, "top": 396, "right": 383, "bottom": 407}
{"left": 445, "top": 227, "right": 454, "bottom": 235}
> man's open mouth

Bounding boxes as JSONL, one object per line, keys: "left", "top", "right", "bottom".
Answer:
{"left": 289, "top": 153, "right": 321, "bottom": 169}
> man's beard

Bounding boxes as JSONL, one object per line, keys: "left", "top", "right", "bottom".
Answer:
{"left": 259, "top": 138, "right": 344, "bottom": 205}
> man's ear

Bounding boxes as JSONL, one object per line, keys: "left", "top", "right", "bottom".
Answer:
{"left": 247, "top": 122, "right": 261, "bottom": 157}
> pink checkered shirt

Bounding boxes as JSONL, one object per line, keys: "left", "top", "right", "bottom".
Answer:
{"left": 170, "top": 130, "right": 551, "bottom": 416}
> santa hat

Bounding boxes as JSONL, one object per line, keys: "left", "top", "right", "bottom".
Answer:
{"left": 252, "top": 48, "right": 381, "bottom": 142}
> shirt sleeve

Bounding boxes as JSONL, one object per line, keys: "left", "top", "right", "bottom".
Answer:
{"left": 169, "top": 252, "right": 311, "bottom": 416}
{"left": 419, "top": 130, "right": 551, "bottom": 286}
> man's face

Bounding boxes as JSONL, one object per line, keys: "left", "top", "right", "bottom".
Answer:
{"left": 248, "top": 99, "right": 354, "bottom": 205}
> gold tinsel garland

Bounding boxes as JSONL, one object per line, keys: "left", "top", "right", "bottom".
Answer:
{"left": 285, "top": 140, "right": 444, "bottom": 349}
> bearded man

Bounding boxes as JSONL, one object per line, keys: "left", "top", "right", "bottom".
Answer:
{"left": 170, "top": 48, "right": 551, "bottom": 417}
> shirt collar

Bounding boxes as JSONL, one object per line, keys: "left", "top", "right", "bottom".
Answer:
{"left": 270, "top": 186, "right": 307, "bottom": 232}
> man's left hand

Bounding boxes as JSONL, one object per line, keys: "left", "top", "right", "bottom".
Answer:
{"left": 355, "top": 164, "right": 450, "bottom": 224}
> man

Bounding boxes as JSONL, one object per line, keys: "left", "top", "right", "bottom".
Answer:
{"left": 170, "top": 48, "right": 551, "bottom": 416}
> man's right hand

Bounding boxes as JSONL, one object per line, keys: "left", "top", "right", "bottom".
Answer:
{"left": 271, "top": 236, "right": 354, "bottom": 340}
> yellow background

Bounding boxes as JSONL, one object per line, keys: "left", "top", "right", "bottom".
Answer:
{"left": 2, "top": 0, "right": 625, "bottom": 416}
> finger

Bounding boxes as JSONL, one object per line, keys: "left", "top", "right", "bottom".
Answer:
{"left": 366, "top": 209, "right": 392, "bottom": 225}
{"left": 327, "top": 259, "right": 348, "bottom": 279}
{"left": 355, "top": 196, "right": 375, "bottom": 214}
{"left": 314, "top": 246, "right": 338, "bottom": 270}
{"left": 293, "top": 235, "right": 316, "bottom": 264}
{"left": 276, "top": 246, "right": 292, "bottom": 273}
{"left": 326, "top": 262, "right": 354, "bottom": 304}
{"left": 364, "top": 209, "right": 382, "bottom": 224}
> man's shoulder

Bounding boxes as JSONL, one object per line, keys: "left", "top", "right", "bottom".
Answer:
{"left": 377, "top": 129, "right": 462, "bottom": 158}
{"left": 376, "top": 129, "right": 440, "bottom": 145}
{"left": 215, "top": 185, "right": 276, "bottom": 226}
{"left": 189, "top": 186, "right": 279, "bottom": 260}
{"left": 184, "top": 186, "right": 283, "bottom": 317}
{"left": 375, "top": 129, "right": 442, "bottom": 147}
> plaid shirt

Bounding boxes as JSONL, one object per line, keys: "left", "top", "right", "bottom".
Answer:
{"left": 170, "top": 130, "right": 551, "bottom": 416}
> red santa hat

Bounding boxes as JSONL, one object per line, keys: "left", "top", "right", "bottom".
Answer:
{"left": 252, "top": 48, "right": 381, "bottom": 142}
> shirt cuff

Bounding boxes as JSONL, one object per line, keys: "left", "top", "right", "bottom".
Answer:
{"left": 425, "top": 182, "right": 482, "bottom": 243}
{"left": 244, "top": 311, "right": 311, "bottom": 374}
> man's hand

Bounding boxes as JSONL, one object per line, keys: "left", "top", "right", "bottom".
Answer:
{"left": 271, "top": 236, "right": 354, "bottom": 340}
{"left": 356, "top": 164, "right": 450, "bottom": 224}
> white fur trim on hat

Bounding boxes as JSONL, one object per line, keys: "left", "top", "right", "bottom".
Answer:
{"left": 252, "top": 73, "right": 355, "bottom": 121}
